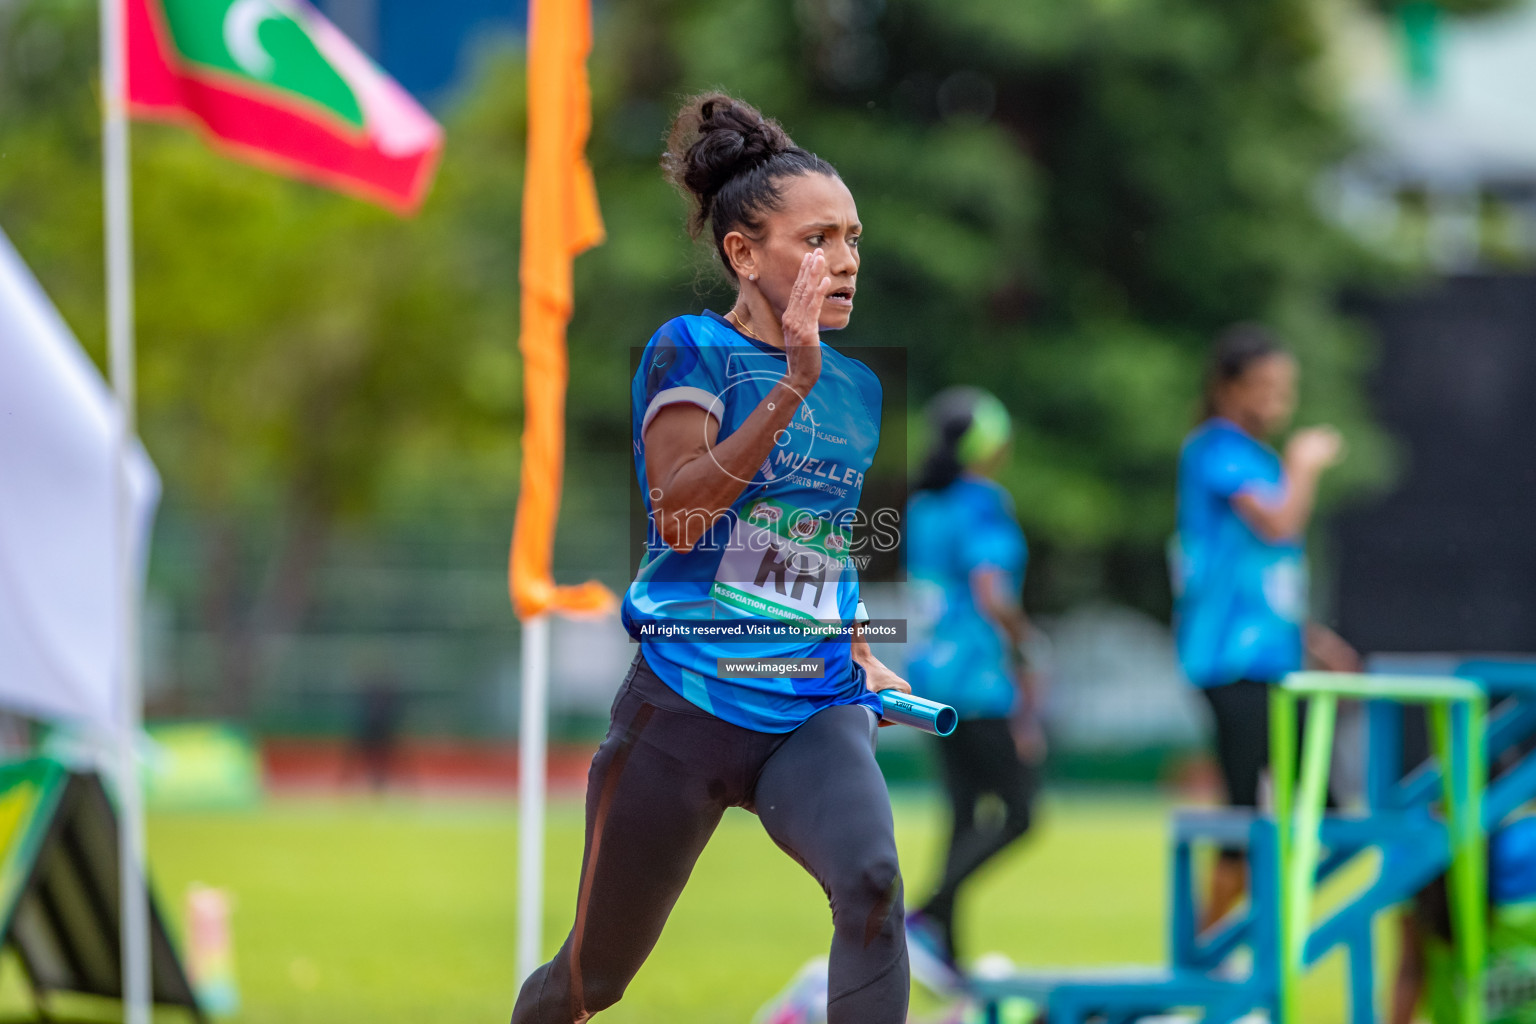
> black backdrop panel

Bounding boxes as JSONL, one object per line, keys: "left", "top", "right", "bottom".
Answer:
{"left": 1336, "top": 275, "right": 1536, "bottom": 653}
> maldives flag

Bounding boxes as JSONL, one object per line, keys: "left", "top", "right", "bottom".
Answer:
{"left": 126, "top": 0, "right": 443, "bottom": 214}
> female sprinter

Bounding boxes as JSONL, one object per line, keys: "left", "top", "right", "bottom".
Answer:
{"left": 903, "top": 388, "right": 1043, "bottom": 989}
{"left": 511, "top": 94, "right": 911, "bottom": 1024}
{"left": 1173, "top": 324, "right": 1360, "bottom": 925}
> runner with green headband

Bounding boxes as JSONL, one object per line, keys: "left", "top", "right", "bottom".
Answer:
{"left": 903, "top": 387, "right": 1045, "bottom": 990}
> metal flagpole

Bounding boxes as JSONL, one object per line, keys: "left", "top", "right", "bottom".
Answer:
{"left": 515, "top": 614, "right": 551, "bottom": 985}
{"left": 98, "top": 0, "right": 152, "bottom": 1021}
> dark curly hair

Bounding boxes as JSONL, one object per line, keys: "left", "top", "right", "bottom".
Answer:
{"left": 1202, "top": 323, "right": 1290, "bottom": 419}
{"left": 662, "top": 93, "right": 840, "bottom": 280}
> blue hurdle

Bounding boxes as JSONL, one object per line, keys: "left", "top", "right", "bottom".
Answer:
{"left": 969, "top": 655, "right": 1536, "bottom": 1024}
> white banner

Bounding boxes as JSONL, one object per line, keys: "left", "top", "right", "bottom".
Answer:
{"left": 0, "top": 225, "right": 159, "bottom": 731}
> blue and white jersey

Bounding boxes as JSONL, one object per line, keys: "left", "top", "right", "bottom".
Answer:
{"left": 905, "top": 476, "right": 1027, "bottom": 720}
{"left": 1173, "top": 418, "right": 1307, "bottom": 687}
{"left": 621, "top": 311, "right": 884, "bottom": 733}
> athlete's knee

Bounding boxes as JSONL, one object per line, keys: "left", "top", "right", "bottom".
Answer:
{"left": 1001, "top": 798, "right": 1033, "bottom": 840}
{"left": 830, "top": 850, "right": 903, "bottom": 937}
{"left": 511, "top": 955, "right": 601, "bottom": 1024}
{"left": 848, "top": 849, "right": 901, "bottom": 899}
{"left": 577, "top": 971, "right": 630, "bottom": 1016}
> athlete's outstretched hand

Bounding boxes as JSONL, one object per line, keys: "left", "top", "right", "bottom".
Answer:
{"left": 780, "top": 249, "right": 831, "bottom": 393}
{"left": 1285, "top": 426, "right": 1345, "bottom": 475}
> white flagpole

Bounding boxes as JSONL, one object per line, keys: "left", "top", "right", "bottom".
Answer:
{"left": 515, "top": 614, "right": 550, "bottom": 985}
{"left": 98, "top": 0, "right": 152, "bottom": 1021}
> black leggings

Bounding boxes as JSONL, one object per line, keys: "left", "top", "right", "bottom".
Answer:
{"left": 511, "top": 654, "right": 909, "bottom": 1023}
{"left": 1202, "top": 679, "right": 1273, "bottom": 812}
{"left": 920, "top": 717, "right": 1037, "bottom": 962}
{"left": 1202, "top": 678, "right": 1335, "bottom": 859}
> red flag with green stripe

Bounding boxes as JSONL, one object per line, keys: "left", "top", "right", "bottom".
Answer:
{"left": 127, "top": 0, "right": 443, "bottom": 214}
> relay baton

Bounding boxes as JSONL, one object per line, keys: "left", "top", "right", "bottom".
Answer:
{"left": 879, "top": 691, "right": 958, "bottom": 736}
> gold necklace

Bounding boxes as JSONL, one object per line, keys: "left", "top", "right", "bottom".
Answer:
{"left": 727, "top": 307, "right": 761, "bottom": 342}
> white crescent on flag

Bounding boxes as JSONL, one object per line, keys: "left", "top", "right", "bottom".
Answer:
{"left": 224, "top": 0, "right": 291, "bottom": 80}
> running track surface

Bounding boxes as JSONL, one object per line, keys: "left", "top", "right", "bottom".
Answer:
{"left": 262, "top": 738, "right": 599, "bottom": 794}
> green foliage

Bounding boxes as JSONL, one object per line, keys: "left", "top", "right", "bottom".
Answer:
{"left": 562, "top": 0, "right": 1394, "bottom": 608}
{"left": 0, "top": 1, "right": 519, "bottom": 525}
{"left": 0, "top": 0, "right": 530, "bottom": 706}
{"left": 0, "top": 0, "right": 1396, "bottom": 629}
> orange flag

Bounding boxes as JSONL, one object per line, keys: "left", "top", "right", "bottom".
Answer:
{"left": 508, "top": 0, "right": 615, "bottom": 620}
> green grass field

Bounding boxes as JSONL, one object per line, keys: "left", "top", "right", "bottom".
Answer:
{"left": 38, "top": 791, "right": 1370, "bottom": 1023}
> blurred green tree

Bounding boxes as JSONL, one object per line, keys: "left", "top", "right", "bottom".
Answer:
{"left": 556, "top": 0, "right": 1404, "bottom": 611}
{"left": 0, "top": 0, "right": 1440, "bottom": 714}
{"left": 0, "top": 0, "right": 523, "bottom": 713}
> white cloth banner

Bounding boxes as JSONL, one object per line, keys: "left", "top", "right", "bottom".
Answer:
{"left": 0, "top": 225, "right": 159, "bottom": 731}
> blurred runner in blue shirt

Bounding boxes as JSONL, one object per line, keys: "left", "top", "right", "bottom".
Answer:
{"left": 1172, "top": 323, "right": 1359, "bottom": 925}
{"left": 904, "top": 387, "right": 1043, "bottom": 989}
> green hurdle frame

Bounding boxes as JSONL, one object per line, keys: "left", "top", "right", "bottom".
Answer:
{"left": 1272, "top": 672, "right": 1488, "bottom": 1024}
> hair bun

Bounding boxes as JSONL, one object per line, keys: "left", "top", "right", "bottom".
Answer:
{"left": 699, "top": 97, "right": 784, "bottom": 166}
{"left": 664, "top": 93, "right": 796, "bottom": 232}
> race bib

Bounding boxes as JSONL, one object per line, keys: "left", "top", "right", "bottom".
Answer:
{"left": 712, "top": 498, "right": 849, "bottom": 627}
{"left": 1262, "top": 555, "right": 1309, "bottom": 624}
